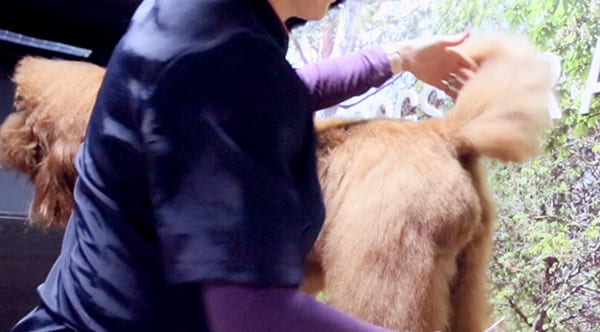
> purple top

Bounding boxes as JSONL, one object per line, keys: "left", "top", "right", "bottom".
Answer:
{"left": 297, "top": 47, "right": 393, "bottom": 111}
{"left": 203, "top": 284, "right": 394, "bottom": 332}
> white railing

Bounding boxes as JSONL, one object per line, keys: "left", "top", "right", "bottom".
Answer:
{"left": 580, "top": 37, "right": 600, "bottom": 115}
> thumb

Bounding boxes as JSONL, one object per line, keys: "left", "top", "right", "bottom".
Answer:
{"left": 438, "top": 29, "right": 470, "bottom": 46}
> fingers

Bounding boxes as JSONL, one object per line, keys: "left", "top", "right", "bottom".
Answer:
{"left": 447, "top": 74, "right": 463, "bottom": 89}
{"left": 408, "top": 29, "right": 478, "bottom": 99}
{"left": 440, "top": 75, "right": 461, "bottom": 99}
{"left": 440, "top": 85, "right": 458, "bottom": 99}
{"left": 443, "top": 44, "right": 477, "bottom": 98}
{"left": 455, "top": 67, "right": 475, "bottom": 82}
{"left": 439, "top": 56, "right": 474, "bottom": 99}
{"left": 449, "top": 47, "right": 478, "bottom": 72}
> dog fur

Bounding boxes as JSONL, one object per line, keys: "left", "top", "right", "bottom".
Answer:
{"left": 0, "top": 57, "right": 104, "bottom": 227}
{"left": 0, "top": 34, "right": 550, "bottom": 331}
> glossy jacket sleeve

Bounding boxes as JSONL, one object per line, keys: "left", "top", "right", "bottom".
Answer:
{"left": 143, "top": 34, "right": 323, "bottom": 286}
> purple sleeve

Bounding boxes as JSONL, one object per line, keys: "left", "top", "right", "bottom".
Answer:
{"left": 295, "top": 47, "right": 393, "bottom": 111}
{"left": 202, "top": 284, "right": 396, "bottom": 332}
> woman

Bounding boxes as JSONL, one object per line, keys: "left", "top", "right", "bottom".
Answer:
{"left": 12, "top": 0, "right": 476, "bottom": 330}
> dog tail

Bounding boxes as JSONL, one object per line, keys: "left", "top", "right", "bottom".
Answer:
{"left": 441, "top": 34, "right": 552, "bottom": 163}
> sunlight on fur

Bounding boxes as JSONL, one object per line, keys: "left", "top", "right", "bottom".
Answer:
{"left": 0, "top": 33, "right": 551, "bottom": 332}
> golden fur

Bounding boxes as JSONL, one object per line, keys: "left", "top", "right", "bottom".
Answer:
{"left": 0, "top": 57, "right": 105, "bottom": 227}
{"left": 0, "top": 34, "right": 551, "bottom": 331}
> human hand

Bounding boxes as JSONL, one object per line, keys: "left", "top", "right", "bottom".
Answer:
{"left": 383, "top": 30, "right": 477, "bottom": 98}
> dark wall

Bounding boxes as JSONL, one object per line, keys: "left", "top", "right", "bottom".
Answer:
{"left": 0, "top": 0, "right": 141, "bottom": 66}
{"left": 0, "top": 218, "right": 63, "bottom": 330}
{"left": 0, "top": 62, "right": 64, "bottom": 331}
{"left": 0, "top": 63, "right": 32, "bottom": 215}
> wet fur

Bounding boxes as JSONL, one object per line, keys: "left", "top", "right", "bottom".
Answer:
{"left": 0, "top": 34, "right": 550, "bottom": 331}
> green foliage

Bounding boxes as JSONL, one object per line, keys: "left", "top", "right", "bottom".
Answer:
{"left": 431, "top": 0, "right": 600, "bottom": 330}
{"left": 486, "top": 144, "right": 600, "bottom": 331}
{"left": 316, "top": 291, "right": 328, "bottom": 302}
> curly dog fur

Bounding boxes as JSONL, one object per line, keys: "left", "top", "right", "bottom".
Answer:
{"left": 0, "top": 34, "right": 550, "bottom": 331}
{"left": 0, "top": 58, "right": 104, "bottom": 227}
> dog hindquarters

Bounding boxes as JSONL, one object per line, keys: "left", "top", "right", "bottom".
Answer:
{"left": 313, "top": 123, "right": 487, "bottom": 331}
{"left": 322, "top": 232, "right": 453, "bottom": 331}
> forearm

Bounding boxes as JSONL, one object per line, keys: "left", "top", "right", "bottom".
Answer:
{"left": 202, "top": 284, "right": 394, "bottom": 332}
{"left": 295, "top": 47, "right": 393, "bottom": 111}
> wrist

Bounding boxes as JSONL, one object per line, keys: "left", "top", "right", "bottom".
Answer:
{"left": 381, "top": 42, "right": 413, "bottom": 75}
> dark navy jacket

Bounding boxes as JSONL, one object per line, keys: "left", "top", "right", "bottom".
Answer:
{"left": 13, "top": 0, "right": 324, "bottom": 330}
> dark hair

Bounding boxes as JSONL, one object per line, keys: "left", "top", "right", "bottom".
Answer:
{"left": 285, "top": 0, "right": 346, "bottom": 30}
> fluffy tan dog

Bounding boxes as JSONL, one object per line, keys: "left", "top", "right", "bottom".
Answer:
{"left": 0, "top": 58, "right": 104, "bottom": 227}
{"left": 0, "top": 34, "right": 551, "bottom": 332}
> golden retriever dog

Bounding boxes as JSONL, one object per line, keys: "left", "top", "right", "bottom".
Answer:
{"left": 0, "top": 34, "right": 550, "bottom": 332}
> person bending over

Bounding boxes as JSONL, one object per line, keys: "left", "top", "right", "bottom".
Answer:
{"left": 12, "top": 0, "right": 476, "bottom": 330}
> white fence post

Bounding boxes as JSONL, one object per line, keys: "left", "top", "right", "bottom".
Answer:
{"left": 580, "top": 37, "right": 600, "bottom": 115}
